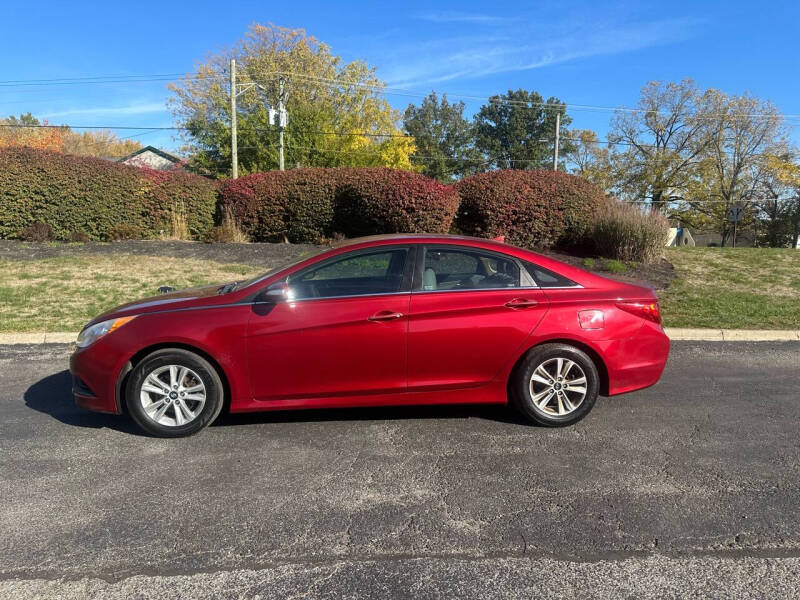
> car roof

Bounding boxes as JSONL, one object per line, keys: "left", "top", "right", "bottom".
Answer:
{"left": 332, "top": 233, "right": 513, "bottom": 251}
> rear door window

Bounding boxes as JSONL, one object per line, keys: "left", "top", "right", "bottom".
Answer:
{"left": 420, "top": 247, "right": 521, "bottom": 291}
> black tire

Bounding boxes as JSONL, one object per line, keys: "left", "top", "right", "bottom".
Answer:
{"left": 510, "top": 343, "right": 600, "bottom": 427}
{"left": 125, "top": 348, "right": 224, "bottom": 437}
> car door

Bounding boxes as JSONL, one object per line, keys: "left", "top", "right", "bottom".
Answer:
{"left": 407, "top": 244, "right": 549, "bottom": 391}
{"left": 247, "top": 245, "right": 413, "bottom": 401}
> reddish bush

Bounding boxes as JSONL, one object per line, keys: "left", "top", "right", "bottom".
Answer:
{"left": 334, "top": 168, "right": 460, "bottom": 237}
{"left": 218, "top": 168, "right": 459, "bottom": 242}
{"left": 217, "top": 169, "right": 335, "bottom": 243}
{"left": 454, "top": 170, "right": 608, "bottom": 249}
{"left": 19, "top": 221, "right": 54, "bottom": 242}
{"left": 0, "top": 147, "right": 215, "bottom": 240}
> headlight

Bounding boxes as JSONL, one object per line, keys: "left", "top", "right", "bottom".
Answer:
{"left": 76, "top": 316, "right": 136, "bottom": 348}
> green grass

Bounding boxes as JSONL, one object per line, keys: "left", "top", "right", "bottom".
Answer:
{"left": 1, "top": 248, "right": 798, "bottom": 333}
{"left": 603, "top": 259, "right": 628, "bottom": 274}
{"left": 0, "top": 255, "right": 261, "bottom": 333}
{"left": 660, "top": 247, "right": 800, "bottom": 329}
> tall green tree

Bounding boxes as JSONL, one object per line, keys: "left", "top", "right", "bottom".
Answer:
{"left": 402, "top": 92, "right": 481, "bottom": 181}
{"left": 473, "top": 90, "right": 572, "bottom": 170}
{"left": 169, "top": 24, "right": 414, "bottom": 176}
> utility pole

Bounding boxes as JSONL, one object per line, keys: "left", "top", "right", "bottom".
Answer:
{"left": 230, "top": 58, "right": 238, "bottom": 179}
{"left": 552, "top": 112, "right": 560, "bottom": 171}
{"left": 278, "top": 75, "right": 286, "bottom": 171}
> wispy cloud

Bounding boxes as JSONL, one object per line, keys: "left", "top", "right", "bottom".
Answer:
{"left": 381, "top": 17, "right": 701, "bottom": 89}
{"left": 414, "top": 11, "right": 515, "bottom": 25}
{"left": 40, "top": 102, "right": 167, "bottom": 119}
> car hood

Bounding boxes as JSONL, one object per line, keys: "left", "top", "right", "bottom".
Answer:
{"left": 84, "top": 283, "right": 228, "bottom": 329}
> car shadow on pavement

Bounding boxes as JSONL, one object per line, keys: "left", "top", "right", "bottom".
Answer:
{"left": 25, "top": 370, "right": 141, "bottom": 435}
{"left": 25, "top": 370, "right": 530, "bottom": 434}
{"left": 214, "top": 402, "right": 530, "bottom": 428}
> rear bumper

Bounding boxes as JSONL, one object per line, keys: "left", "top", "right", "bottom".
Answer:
{"left": 598, "top": 321, "right": 670, "bottom": 396}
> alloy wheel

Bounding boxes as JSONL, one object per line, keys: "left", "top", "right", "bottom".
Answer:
{"left": 140, "top": 365, "right": 207, "bottom": 427}
{"left": 528, "top": 357, "right": 588, "bottom": 417}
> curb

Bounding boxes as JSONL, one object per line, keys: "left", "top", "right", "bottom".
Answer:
{"left": 0, "top": 329, "right": 799, "bottom": 345}
{"left": 0, "top": 332, "right": 78, "bottom": 345}
{"left": 664, "top": 328, "right": 800, "bottom": 342}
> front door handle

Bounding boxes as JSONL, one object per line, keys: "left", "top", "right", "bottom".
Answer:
{"left": 505, "top": 298, "right": 539, "bottom": 309}
{"left": 368, "top": 310, "right": 404, "bottom": 322}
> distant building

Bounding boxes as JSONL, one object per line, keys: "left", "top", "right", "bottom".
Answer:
{"left": 118, "top": 146, "right": 185, "bottom": 171}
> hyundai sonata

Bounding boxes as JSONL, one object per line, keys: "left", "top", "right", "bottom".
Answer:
{"left": 70, "top": 234, "right": 669, "bottom": 437}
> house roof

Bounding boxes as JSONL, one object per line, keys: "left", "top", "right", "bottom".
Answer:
{"left": 118, "top": 145, "right": 182, "bottom": 164}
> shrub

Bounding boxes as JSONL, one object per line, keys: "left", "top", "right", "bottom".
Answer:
{"left": 218, "top": 168, "right": 459, "bottom": 242}
{"left": 218, "top": 169, "right": 334, "bottom": 243}
{"left": 589, "top": 202, "right": 668, "bottom": 263}
{"left": 107, "top": 223, "right": 144, "bottom": 241}
{"left": 0, "top": 147, "right": 215, "bottom": 241}
{"left": 67, "top": 231, "right": 88, "bottom": 243}
{"left": 140, "top": 169, "right": 216, "bottom": 239}
{"left": 203, "top": 206, "right": 249, "bottom": 243}
{"left": 454, "top": 170, "right": 608, "bottom": 249}
{"left": 19, "top": 221, "right": 54, "bottom": 242}
{"left": 164, "top": 201, "right": 189, "bottom": 240}
{"left": 334, "top": 168, "right": 460, "bottom": 237}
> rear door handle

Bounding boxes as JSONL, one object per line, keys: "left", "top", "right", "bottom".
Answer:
{"left": 368, "top": 310, "right": 404, "bottom": 322}
{"left": 505, "top": 298, "right": 539, "bottom": 309}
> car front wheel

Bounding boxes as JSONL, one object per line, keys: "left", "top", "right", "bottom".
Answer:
{"left": 125, "top": 348, "right": 224, "bottom": 437}
{"left": 511, "top": 343, "right": 599, "bottom": 427}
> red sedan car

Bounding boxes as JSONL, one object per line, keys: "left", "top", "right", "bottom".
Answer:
{"left": 70, "top": 234, "right": 669, "bottom": 437}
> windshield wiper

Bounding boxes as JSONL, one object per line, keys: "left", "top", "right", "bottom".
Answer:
{"left": 217, "top": 281, "right": 240, "bottom": 294}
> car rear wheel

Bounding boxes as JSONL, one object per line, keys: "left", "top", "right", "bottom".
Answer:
{"left": 125, "top": 348, "right": 224, "bottom": 437}
{"left": 511, "top": 343, "right": 599, "bottom": 427}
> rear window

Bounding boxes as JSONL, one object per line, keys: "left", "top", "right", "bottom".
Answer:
{"left": 522, "top": 261, "right": 579, "bottom": 288}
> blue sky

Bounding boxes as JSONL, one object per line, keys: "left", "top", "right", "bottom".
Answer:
{"left": 2, "top": 0, "right": 798, "bottom": 153}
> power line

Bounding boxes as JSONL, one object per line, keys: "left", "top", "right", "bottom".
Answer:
{"left": 2, "top": 69, "right": 800, "bottom": 122}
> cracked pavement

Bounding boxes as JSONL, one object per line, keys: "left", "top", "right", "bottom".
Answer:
{"left": 1, "top": 341, "right": 799, "bottom": 598}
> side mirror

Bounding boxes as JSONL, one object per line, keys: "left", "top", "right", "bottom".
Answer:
{"left": 256, "top": 282, "right": 291, "bottom": 303}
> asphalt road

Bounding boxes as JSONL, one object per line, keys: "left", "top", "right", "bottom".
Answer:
{"left": 1, "top": 341, "right": 799, "bottom": 599}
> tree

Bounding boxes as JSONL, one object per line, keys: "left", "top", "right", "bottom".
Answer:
{"left": 760, "top": 153, "right": 800, "bottom": 247}
{"left": 0, "top": 113, "right": 143, "bottom": 158}
{"left": 169, "top": 23, "right": 414, "bottom": 176}
{"left": 0, "top": 113, "right": 65, "bottom": 151}
{"left": 402, "top": 92, "right": 481, "bottom": 181}
{"left": 609, "top": 79, "right": 715, "bottom": 211}
{"left": 62, "top": 130, "right": 143, "bottom": 158}
{"left": 473, "top": 90, "right": 573, "bottom": 170}
{"left": 676, "top": 92, "right": 787, "bottom": 246}
{"left": 564, "top": 129, "right": 613, "bottom": 191}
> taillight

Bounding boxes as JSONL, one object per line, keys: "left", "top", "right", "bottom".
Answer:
{"left": 616, "top": 301, "right": 661, "bottom": 324}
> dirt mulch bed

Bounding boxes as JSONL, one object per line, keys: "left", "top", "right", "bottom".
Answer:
{"left": 0, "top": 240, "right": 321, "bottom": 268}
{"left": 0, "top": 240, "right": 674, "bottom": 291}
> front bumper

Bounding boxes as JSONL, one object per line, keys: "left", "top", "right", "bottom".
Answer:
{"left": 70, "top": 341, "right": 126, "bottom": 414}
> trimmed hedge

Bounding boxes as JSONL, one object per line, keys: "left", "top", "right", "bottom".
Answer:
{"left": 217, "top": 169, "right": 335, "bottom": 243}
{"left": 334, "top": 168, "right": 460, "bottom": 237}
{"left": 218, "top": 167, "right": 459, "bottom": 243}
{"left": 3, "top": 148, "right": 630, "bottom": 260}
{"left": 0, "top": 147, "right": 215, "bottom": 240}
{"left": 454, "top": 170, "right": 608, "bottom": 249}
